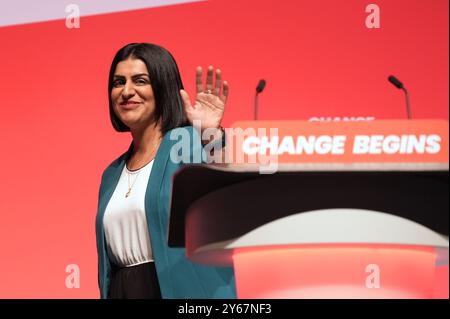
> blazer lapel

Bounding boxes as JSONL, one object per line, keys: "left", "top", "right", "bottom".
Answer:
{"left": 97, "top": 143, "right": 132, "bottom": 225}
{"left": 143, "top": 133, "right": 174, "bottom": 297}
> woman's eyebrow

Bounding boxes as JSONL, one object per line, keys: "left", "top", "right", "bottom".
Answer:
{"left": 113, "top": 73, "right": 149, "bottom": 78}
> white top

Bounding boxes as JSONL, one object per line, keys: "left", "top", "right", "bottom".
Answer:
{"left": 103, "top": 160, "right": 154, "bottom": 267}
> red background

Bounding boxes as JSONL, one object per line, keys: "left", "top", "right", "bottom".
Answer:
{"left": 0, "top": 0, "right": 448, "bottom": 298}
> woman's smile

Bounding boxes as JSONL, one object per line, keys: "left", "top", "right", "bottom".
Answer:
{"left": 120, "top": 100, "right": 142, "bottom": 110}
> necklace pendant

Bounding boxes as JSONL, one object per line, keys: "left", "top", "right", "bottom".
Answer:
{"left": 125, "top": 189, "right": 131, "bottom": 198}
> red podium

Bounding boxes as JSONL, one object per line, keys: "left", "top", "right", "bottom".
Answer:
{"left": 168, "top": 120, "right": 449, "bottom": 298}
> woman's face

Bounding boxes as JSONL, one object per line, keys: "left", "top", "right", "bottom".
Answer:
{"left": 111, "top": 58, "right": 156, "bottom": 130}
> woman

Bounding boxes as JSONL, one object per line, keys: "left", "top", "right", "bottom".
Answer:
{"left": 95, "top": 43, "right": 235, "bottom": 299}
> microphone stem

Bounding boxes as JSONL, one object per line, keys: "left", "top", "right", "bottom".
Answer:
{"left": 402, "top": 87, "right": 411, "bottom": 119}
{"left": 254, "top": 93, "right": 259, "bottom": 120}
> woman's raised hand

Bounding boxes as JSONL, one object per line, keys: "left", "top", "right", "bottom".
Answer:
{"left": 180, "top": 65, "right": 228, "bottom": 132}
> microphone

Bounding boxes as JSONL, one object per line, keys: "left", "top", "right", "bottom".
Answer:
{"left": 254, "top": 79, "right": 266, "bottom": 120}
{"left": 388, "top": 75, "right": 411, "bottom": 119}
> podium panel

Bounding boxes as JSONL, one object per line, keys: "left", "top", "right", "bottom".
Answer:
{"left": 168, "top": 120, "right": 449, "bottom": 298}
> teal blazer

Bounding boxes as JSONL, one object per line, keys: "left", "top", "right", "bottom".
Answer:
{"left": 95, "top": 126, "right": 236, "bottom": 299}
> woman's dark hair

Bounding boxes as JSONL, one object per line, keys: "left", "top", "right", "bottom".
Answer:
{"left": 108, "top": 43, "right": 189, "bottom": 134}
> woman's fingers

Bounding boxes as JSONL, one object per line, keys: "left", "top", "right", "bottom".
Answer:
{"left": 180, "top": 89, "right": 194, "bottom": 110}
{"left": 214, "top": 69, "right": 222, "bottom": 96}
{"left": 195, "top": 65, "right": 228, "bottom": 101}
{"left": 195, "top": 66, "right": 203, "bottom": 95}
{"left": 221, "top": 80, "right": 229, "bottom": 104}
{"left": 205, "top": 65, "right": 214, "bottom": 92}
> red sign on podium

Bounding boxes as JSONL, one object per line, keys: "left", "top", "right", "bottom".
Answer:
{"left": 225, "top": 120, "right": 449, "bottom": 165}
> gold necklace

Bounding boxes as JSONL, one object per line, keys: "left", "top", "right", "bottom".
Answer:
{"left": 125, "top": 136, "right": 162, "bottom": 198}
{"left": 125, "top": 170, "right": 140, "bottom": 198}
